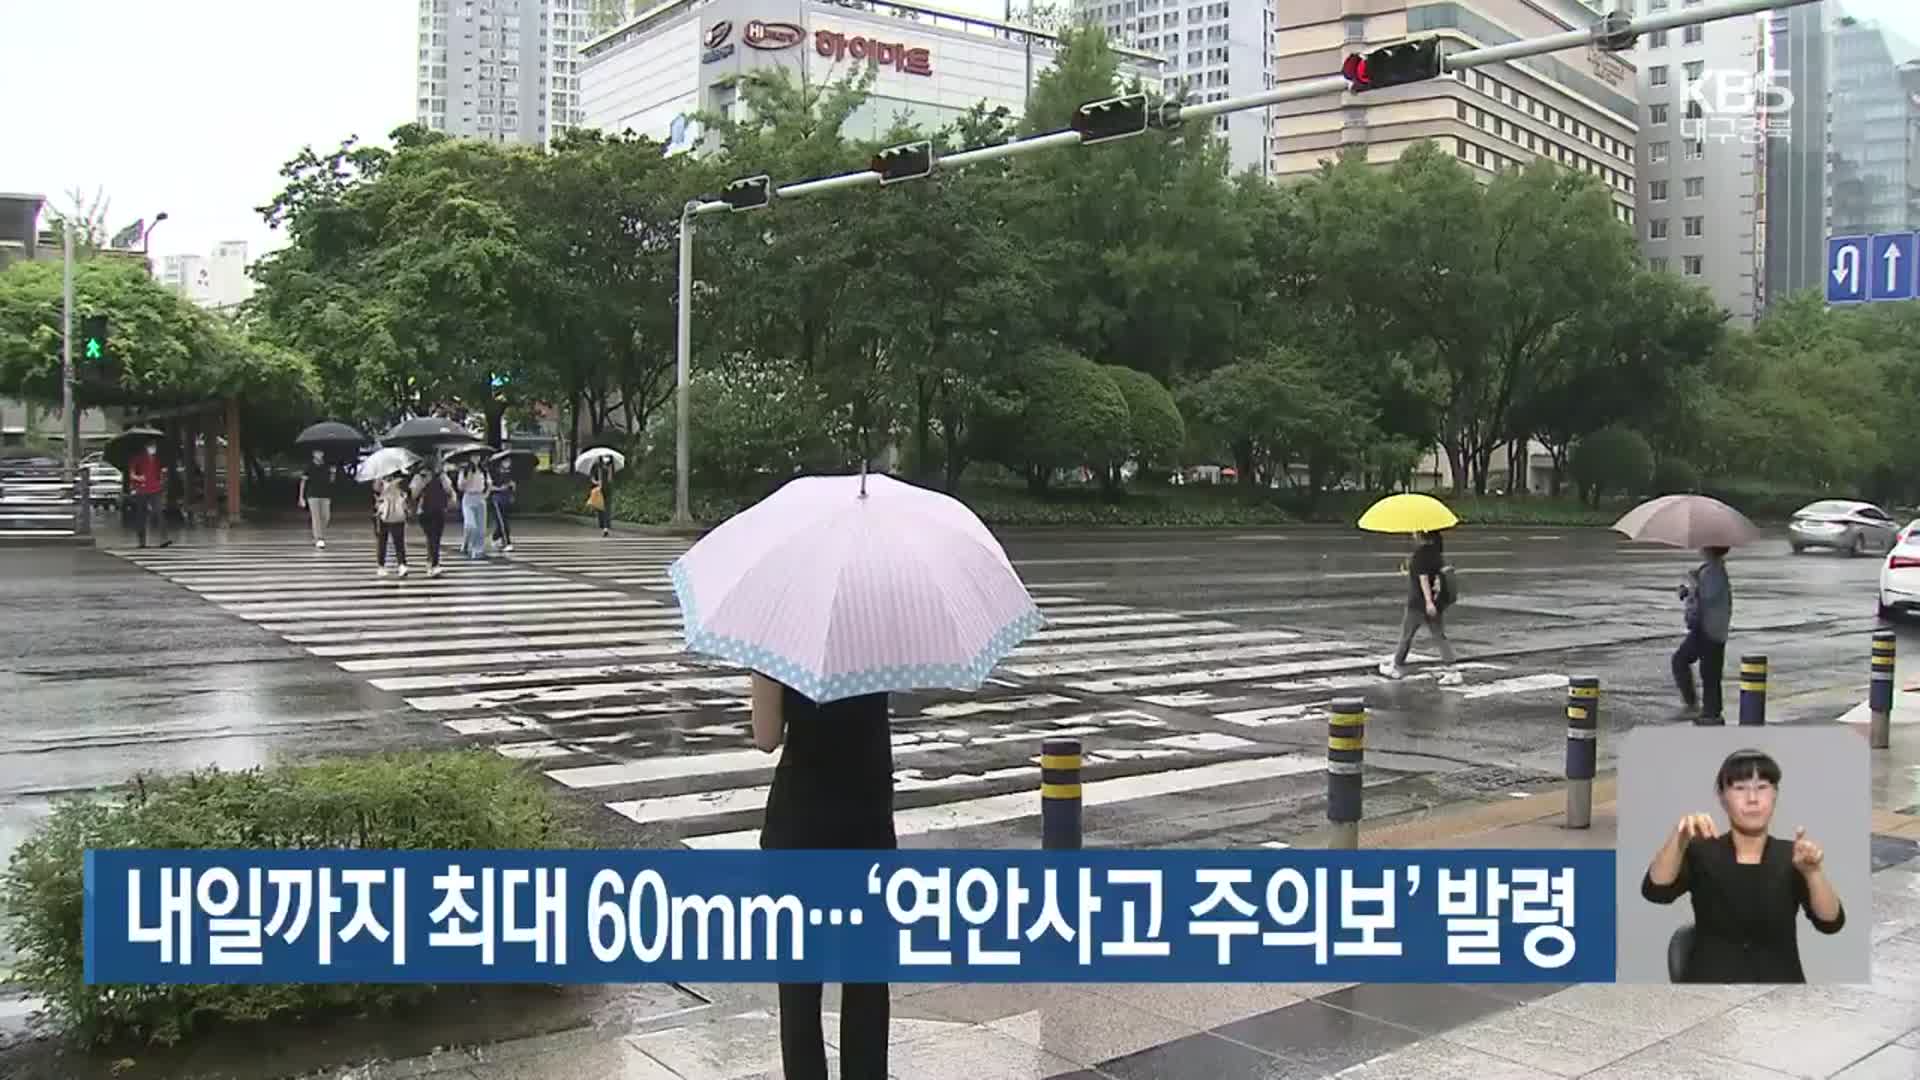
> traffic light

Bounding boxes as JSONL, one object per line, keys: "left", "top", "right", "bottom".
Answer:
{"left": 1342, "top": 38, "right": 1443, "bottom": 91}
{"left": 80, "top": 315, "right": 108, "bottom": 362}
{"left": 1071, "top": 93, "right": 1149, "bottom": 144}
{"left": 872, "top": 140, "right": 935, "bottom": 185}
{"left": 718, "top": 175, "right": 772, "bottom": 211}
{"left": 1594, "top": 10, "right": 1635, "bottom": 52}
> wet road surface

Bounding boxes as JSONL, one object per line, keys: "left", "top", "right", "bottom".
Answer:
{"left": 1, "top": 522, "right": 1906, "bottom": 873}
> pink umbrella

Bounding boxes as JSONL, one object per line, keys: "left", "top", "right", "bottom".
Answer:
{"left": 668, "top": 472, "right": 1045, "bottom": 703}
{"left": 1612, "top": 494, "right": 1760, "bottom": 549}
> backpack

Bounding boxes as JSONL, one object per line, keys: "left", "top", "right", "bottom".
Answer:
{"left": 1437, "top": 565, "right": 1458, "bottom": 609}
{"left": 419, "top": 473, "right": 451, "bottom": 515}
{"left": 375, "top": 482, "right": 410, "bottom": 524}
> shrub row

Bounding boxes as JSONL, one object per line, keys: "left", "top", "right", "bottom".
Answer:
{"left": 1, "top": 751, "right": 569, "bottom": 1046}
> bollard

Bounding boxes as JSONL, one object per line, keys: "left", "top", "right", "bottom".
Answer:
{"left": 1040, "top": 736, "right": 1082, "bottom": 849}
{"left": 74, "top": 468, "right": 91, "bottom": 536}
{"left": 1566, "top": 676, "right": 1599, "bottom": 829}
{"left": 1871, "top": 631, "right": 1895, "bottom": 750}
{"left": 1738, "top": 655, "right": 1767, "bottom": 726}
{"left": 1326, "top": 698, "right": 1364, "bottom": 849}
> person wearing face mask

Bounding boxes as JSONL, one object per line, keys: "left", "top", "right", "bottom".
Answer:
{"left": 1642, "top": 749, "right": 1844, "bottom": 982}
{"left": 127, "top": 440, "right": 170, "bottom": 549}
{"left": 298, "top": 450, "right": 335, "bottom": 549}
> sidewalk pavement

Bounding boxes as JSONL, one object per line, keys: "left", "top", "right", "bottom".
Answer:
{"left": 348, "top": 748, "right": 1920, "bottom": 1080}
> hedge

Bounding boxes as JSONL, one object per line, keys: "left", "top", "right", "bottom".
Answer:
{"left": 0, "top": 751, "right": 570, "bottom": 1046}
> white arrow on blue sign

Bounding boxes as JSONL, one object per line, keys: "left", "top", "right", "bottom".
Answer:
{"left": 1870, "top": 233, "right": 1917, "bottom": 301}
{"left": 1828, "top": 235, "right": 1868, "bottom": 303}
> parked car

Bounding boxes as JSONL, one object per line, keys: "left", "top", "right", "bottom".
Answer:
{"left": 1879, "top": 520, "right": 1920, "bottom": 619}
{"left": 1788, "top": 500, "right": 1898, "bottom": 556}
{"left": 80, "top": 452, "right": 122, "bottom": 507}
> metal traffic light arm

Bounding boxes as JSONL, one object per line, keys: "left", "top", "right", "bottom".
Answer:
{"left": 669, "top": 0, "right": 1819, "bottom": 523}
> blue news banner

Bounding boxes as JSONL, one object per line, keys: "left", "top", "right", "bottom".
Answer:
{"left": 84, "top": 849, "right": 1615, "bottom": 984}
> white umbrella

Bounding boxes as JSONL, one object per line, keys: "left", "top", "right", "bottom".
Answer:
{"left": 667, "top": 472, "right": 1045, "bottom": 704}
{"left": 355, "top": 446, "right": 420, "bottom": 482}
{"left": 574, "top": 447, "right": 625, "bottom": 473}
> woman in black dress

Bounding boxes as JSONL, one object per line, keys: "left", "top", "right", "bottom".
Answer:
{"left": 751, "top": 672, "right": 893, "bottom": 1079}
{"left": 1642, "top": 748, "right": 1844, "bottom": 982}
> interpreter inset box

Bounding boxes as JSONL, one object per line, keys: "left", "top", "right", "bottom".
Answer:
{"left": 1615, "top": 726, "right": 1870, "bottom": 983}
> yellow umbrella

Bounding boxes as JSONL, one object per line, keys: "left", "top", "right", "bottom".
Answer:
{"left": 1357, "top": 493, "right": 1459, "bottom": 534}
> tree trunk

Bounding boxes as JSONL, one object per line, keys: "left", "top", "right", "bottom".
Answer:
{"left": 1444, "top": 442, "right": 1470, "bottom": 496}
{"left": 1232, "top": 440, "right": 1257, "bottom": 488}
{"left": 913, "top": 375, "right": 935, "bottom": 485}
{"left": 1506, "top": 440, "right": 1522, "bottom": 496}
{"left": 1025, "top": 463, "right": 1050, "bottom": 495}
{"left": 485, "top": 400, "right": 507, "bottom": 448}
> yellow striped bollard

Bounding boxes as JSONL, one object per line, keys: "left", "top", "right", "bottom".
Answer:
{"left": 1871, "top": 631, "right": 1895, "bottom": 750}
{"left": 1566, "top": 676, "right": 1599, "bottom": 829}
{"left": 1041, "top": 737, "right": 1082, "bottom": 849}
{"left": 1738, "top": 655, "right": 1767, "bottom": 726}
{"left": 1326, "top": 698, "right": 1364, "bottom": 849}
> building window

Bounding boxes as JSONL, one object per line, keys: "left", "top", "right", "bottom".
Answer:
{"left": 1649, "top": 140, "right": 1669, "bottom": 162}
{"left": 1685, "top": 100, "right": 1704, "bottom": 120}
{"left": 1684, "top": 60, "right": 1705, "bottom": 81}
{"left": 1683, "top": 24, "right": 1703, "bottom": 44}
{"left": 1650, "top": 65, "right": 1668, "bottom": 86}
{"left": 1684, "top": 215, "right": 1704, "bottom": 237}
{"left": 1457, "top": 100, "right": 1469, "bottom": 121}
{"left": 1649, "top": 104, "right": 1669, "bottom": 124}
{"left": 1650, "top": 218, "right": 1670, "bottom": 239}
{"left": 1476, "top": 73, "right": 1488, "bottom": 93}
{"left": 1456, "top": 138, "right": 1468, "bottom": 158}
{"left": 1684, "top": 139, "right": 1704, "bottom": 160}
{"left": 1650, "top": 179, "right": 1669, "bottom": 201}
{"left": 1684, "top": 176, "right": 1704, "bottom": 197}
{"left": 1683, "top": 255, "right": 1703, "bottom": 276}
{"left": 1650, "top": 256, "right": 1670, "bottom": 272}
{"left": 1476, "top": 146, "right": 1487, "bottom": 166}
{"left": 1648, "top": 28, "right": 1668, "bottom": 47}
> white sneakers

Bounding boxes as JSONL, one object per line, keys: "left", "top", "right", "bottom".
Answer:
{"left": 376, "top": 566, "right": 390, "bottom": 578}
{"left": 428, "top": 565, "right": 444, "bottom": 577}
{"left": 315, "top": 539, "right": 326, "bottom": 549}
{"left": 503, "top": 542, "right": 514, "bottom": 552}
{"left": 1378, "top": 660, "right": 1466, "bottom": 685}
{"left": 396, "top": 564, "right": 409, "bottom": 578}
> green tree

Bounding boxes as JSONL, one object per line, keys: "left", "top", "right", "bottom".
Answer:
{"left": 1569, "top": 425, "right": 1655, "bottom": 505}
{"left": 1180, "top": 348, "right": 1360, "bottom": 490}
{"left": 1101, "top": 364, "right": 1184, "bottom": 489}
{"left": 985, "top": 346, "right": 1130, "bottom": 493}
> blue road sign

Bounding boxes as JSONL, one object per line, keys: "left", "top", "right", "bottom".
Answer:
{"left": 1828, "top": 235, "right": 1868, "bottom": 303}
{"left": 1871, "top": 233, "right": 1916, "bottom": 301}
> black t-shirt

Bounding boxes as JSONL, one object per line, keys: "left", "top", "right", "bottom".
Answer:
{"left": 1641, "top": 832, "right": 1845, "bottom": 983}
{"left": 304, "top": 462, "right": 333, "bottom": 500}
{"left": 760, "top": 689, "right": 896, "bottom": 851}
{"left": 1408, "top": 544, "right": 1444, "bottom": 611}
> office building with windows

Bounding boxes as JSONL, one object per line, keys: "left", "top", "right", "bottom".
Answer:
{"left": 1762, "top": 0, "right": 1828, "bottom": 306}
{"left": 1076, "top": 0, "right": 1275, "bottom": 174}
{"left": 417, "top": 0, "right": 599, "bottom": 145}
{"left": 1632, "top": 0, "right": 1766, "bottom": 321}
{"left": 1827, "top": 16, "right": 1920, "bottom": 238}
{"left": 1271, "top": 1, "right": 1640, "bottom": 228}
{"left": 578, "top": 0, "right": 1163, "bottom": 149}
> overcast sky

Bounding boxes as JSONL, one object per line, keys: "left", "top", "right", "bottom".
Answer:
{"left": 3, "top": 0, "right": 1915, "bottom": 269}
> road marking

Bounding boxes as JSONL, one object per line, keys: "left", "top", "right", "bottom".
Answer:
{"left": 205, "top": 581, "right": 603, "bottom": 604}
{"left": 681, "top": 754, "right": 1322, "bottom": 848}
{"left": 1030, "top": 620, "right": 1236, "bottom": 641}
{"left": 1002, "top": 639, "right": 1356, "bottom": 678}
{"left": 314, "top": 627, "right": 687, "bottom": 658}
{"left": 1069, "top": 654, "right": 1386, "bottom": 693}
{"left": 283, "top": 615, "right": 682, "bottom": 642}
{"left": 1449, "top": 673, "right": 1571, "bottom": 699}
{"left": 1011, "top": 630, "right": 1302, "bottom": 659}
{"left": 1214, "top": 703, "right": 1323, "bottom": 727}
{"left": 338, "top": 642, "right": 691, "bottom": 673}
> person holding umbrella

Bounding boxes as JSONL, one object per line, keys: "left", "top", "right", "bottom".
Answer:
{"left": 488, "top": 450, "right": 520, "bottom": 552}
{"left": 293, "top": 422, "right": 368, "bottom": 549}
{"left": 412, "top": 456, "right": 456, "bottom": 576}
{"left": 371, "top": 469, "right": 412, "bottom": 578}
{"left": 1613, "top": 495, "right": 1757, "bottom": 724}
{"left": 452, "top": 449, "right": 493, "bottom": 560}
{"left": 126, "top": 437, "right": 170, "bottom": 549}
{"left": 577, "top": 447, "right": 623, "bottom": 536}
{"left": 671, "top": 470, "right": 1047, "bottom": 1080}
{"left": 1357, "top": 494, "right": 1461, "bottom": 684}
{"left": 298, "top": 450, "right": 335, "bottom": 549}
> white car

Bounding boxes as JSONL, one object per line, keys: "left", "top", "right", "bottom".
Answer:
{"left": 1878, "top": 520, "right": 1920, "bottom": 619}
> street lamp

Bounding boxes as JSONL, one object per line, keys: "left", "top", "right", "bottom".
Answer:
{"left": 140, "top": 211, "right": 169, "bottom": 256}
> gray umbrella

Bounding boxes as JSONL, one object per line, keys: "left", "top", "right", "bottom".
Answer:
{"left": 1613, "top": 495, "right": 1760, "bottom": 549}
{"left": 383, "top": 417, "right": 469, "bottom": 449}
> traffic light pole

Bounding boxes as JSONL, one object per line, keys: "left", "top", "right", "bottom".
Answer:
{"left": 674, "top": 200, "right": 696, "bottom": 526}
{"left": 61, "top": 224, "right": 75, "bottom": 485}
{"left": 669, "top": 0, "right": 1816, "bottom": 513}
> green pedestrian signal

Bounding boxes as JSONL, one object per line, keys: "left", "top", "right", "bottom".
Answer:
{"left": 80, "top": 315, "right": 108, "bottom": 362}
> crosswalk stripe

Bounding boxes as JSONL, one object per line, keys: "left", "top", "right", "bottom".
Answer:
{"left": 283, "top": 614, "right": 682, "bottom": 643}
{"left": 230, "top": 596, "right": 629, "bottom": 620}
{"left": 203, "top": 581, "right": 603, "bottom": 604}
{"left": 336, "top": 642, "right": 691, "bottom": 672}
{"left": 260, "top": 600, "right": 665, "bottom": 631}
{"left": 1001, "top": 639, "right": 1357, "bottom": 678}
{"left": 1068, "top": 654, "right": 1393, "bottom": 693}
{"left": 681, "top": 754, "right": 1320, "bottom": 848}
{"left": 310, "top": 626, "right": 686, "bottom": 658}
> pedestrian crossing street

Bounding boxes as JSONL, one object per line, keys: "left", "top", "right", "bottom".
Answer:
{"left": 112, "top": 532, "right": 1574, "bottom": 847}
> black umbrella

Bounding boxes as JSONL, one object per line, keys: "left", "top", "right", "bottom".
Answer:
{"left": 294, "top": 421, "right": 368, "bottom": 456}
{"left": 104, "top": 427, "right": 169, "bottom": 467}
{"left": 382, "top": 416, "right": 469, "bottom": 449}
{"left": 488, "top": 448, "right": 535, "bottom": 464}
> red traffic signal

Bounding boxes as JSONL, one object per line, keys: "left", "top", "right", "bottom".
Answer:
{"left": 1342, "top": 38, "right": 1441, "bottom": 92}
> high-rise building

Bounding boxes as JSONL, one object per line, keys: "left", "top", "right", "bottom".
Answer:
{"left": 161, "top": 242, "right": 256, "bottom": 312}
{"left": 416, "top": 0, "right": 598, "bottom": 146}
{"left": 1762, "top": 0, "right": 1828, "bottom": 306}
{"left": 1270, "top": 1, "right": 1639, "bottom": 229}
{"left": 1077, "top": 0, "right": 1274, "bottom": 175}
{"left": 1631, "top": 0, "right": 1766, "bottom": 322}
{"left": 1827, "top": 16, "right": 1920, "bottom": 237}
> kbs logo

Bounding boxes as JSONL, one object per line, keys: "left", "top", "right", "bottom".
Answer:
{"left": 814, "top": 28, "right": 932, "bottom": 76}
{"left": 1684, "top": 69, "right": 1793, "bottom": 118}
{"left": 703, "top": 21, "right": 732, "bottom": 49}
{"left": 743, "top": 20, "right": 806, "bottom": 49}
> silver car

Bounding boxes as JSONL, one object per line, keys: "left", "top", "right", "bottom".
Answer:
{"left": 1788, "top": 499, "right": 1898, "bottom": 556}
